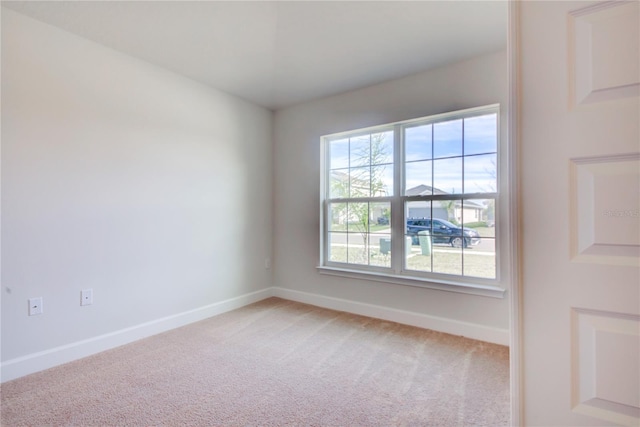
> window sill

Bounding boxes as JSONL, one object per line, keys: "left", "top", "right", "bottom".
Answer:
{"left": 316, "top": 265, "right": 506, "bottom": 299}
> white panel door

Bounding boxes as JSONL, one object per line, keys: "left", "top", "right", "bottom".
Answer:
{"left": 520, "top": 1, "right": 639, "bottom": 426}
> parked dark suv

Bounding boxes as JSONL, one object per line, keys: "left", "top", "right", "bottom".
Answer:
{"left": 406, "top": 218, "right": 481, "bottom": 248}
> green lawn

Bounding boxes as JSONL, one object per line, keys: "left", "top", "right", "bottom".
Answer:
{"left": 328, "top": 245, "right": 390, "bottom": 267}
{"left": 406, "top": 251, "right": 495, "bottom": 279}
{"left": 470, "top": 226, "right": 495, "bottom": 238}
{"left": 329, "top": 223, "right": 390, "bottom": 233}
{"left": 330, "top": 225, "right": 494, "bottom": 237}
{"left": 329, "top": 245, "right": 495, "bottom": 278}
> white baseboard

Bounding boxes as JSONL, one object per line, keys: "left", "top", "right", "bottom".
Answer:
{"left": 1, "top": 288, "right": 274, "bottom": 383}
{"left": 272, "top": 287, "right": 509, "bottom": 346}
{"left": 2, "top": 286, "right": 508, "bottom": 382}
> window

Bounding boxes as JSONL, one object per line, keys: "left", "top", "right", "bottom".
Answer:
{"left": 320, "top": 105, "right": 503, "bottom": 294}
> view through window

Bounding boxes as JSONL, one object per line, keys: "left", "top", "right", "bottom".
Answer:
{"left": 322, "top": 105, "right": 499, "bottom": 284}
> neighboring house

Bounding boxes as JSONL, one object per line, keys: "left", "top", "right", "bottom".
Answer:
{"left": 330, "top": 170, "right": 388, "bottom": 225}
{"left": 405, "top": 185, "right": 487, "bottom": 223}
{"left": 330, "top": 169, "right": 389, "bottom": 198}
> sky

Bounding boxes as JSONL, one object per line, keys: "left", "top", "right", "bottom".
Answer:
{"left": 328, "top": 113, "right": 497, "bottom": 196}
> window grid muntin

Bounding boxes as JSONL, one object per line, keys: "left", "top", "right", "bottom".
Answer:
{"left": 327, "top": 130, "right": 394, "bottom": 200}
{"left": 326, "top": 199, "right": 392, "bottom": 269}
{"left": 323, "top": 105, "right": 499, "bottom": 283}
{"left": 403, "top": 197, "right": 497, "bottom": 279}
{"left": 401, "top": 109, "right": 498, "bottom": 279}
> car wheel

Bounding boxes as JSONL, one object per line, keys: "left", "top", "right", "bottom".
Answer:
{"left": 450, "top": 237, "right": 465, "bottom": 248}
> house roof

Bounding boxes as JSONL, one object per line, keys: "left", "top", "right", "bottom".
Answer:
{"left": 406, "top": 185, "right": 449, "bottom": 197}
{"left": 406, "top": 185, "right": 487, "bottom": 210}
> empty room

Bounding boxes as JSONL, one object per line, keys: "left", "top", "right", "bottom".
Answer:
{"left": 1, "top": 1, "right": 638, "bottom": 426}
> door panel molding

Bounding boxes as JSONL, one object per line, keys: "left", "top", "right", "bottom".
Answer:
{"left": 570, "top": 153, "right": 640, "bottom": 266}
{"left": 571, "top": 308, "right": 640, "bottom": 426}
{"left": 569, "top": 1, "right": 640, "bottom": 107}
{"left": 521, "top": 1, "right": 639, "bottom": 424}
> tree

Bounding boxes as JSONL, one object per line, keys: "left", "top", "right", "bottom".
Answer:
{"left": 481, "top": 157, "right": 497, "bottom": 225}
{"left": 463, "top": 157, "right": 497, "bottom": 226}
{"left": 442, "top": 197, "right": 458, "bottom": 225}
{"left": 330, "top": 133, "right": 391, "bottom": 261}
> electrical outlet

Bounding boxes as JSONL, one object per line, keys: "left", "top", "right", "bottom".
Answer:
{"left": 265, "top": 258, "right": 271, "bottom": 269}
{"left": 81, "top": 289, "right": 93, "bottom": 306}
{"left": 28, "top": 297, "right": 43, "bottom": 316}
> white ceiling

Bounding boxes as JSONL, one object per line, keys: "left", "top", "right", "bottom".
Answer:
{"left": 2, "top": 1, "right": 507, "bottom": 110}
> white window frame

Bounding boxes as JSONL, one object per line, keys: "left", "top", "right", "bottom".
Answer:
{"left": 318, "top": 105, "right": 507, "bottom": 298}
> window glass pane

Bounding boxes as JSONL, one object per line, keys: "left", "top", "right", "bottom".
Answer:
{"left": 370, "top": 201, "right": 391, "bottom": 267}
{"left": 434, "top": 119, "right": 462, "bottom": 159}
{"left": 405, "top": 124, "right": 432, "bottom": 162}
{"left": 433, "top": 247, "right": 463, "bottom": 275}
{"left": 347, "top": 233, "right": 367, "bottom": 265}
{"left": 433, "top": 157, "right": 462, "bottom": 194}
{"left": 460, "top": 199, "right": 495, "bottom": 237}
{"left": 372, "top": 163, "right": 393, "bottom": 197}
{"left": 329, "top": 203, "right": 347, "bottom": 231}
{"left": 430, "top": 215, "right": 464, "bottom": 243}
{"left": 460, "top": 200, "right": 495, "bottom": 279}
{"left": 461, "top": 199, "right": 496, "bottom": 279}
{"left": 464, "top": 154, "right": 497, "bottom": 194}
{"left": 329, "top": 170, "right": 349, "bottom": 198}
{"left": 329, "top": 138, "right": 349, "bottom": 169}
{"left": 433, "top": 214, "right": 465, "bottom": 276}
{"left": 328, "top": 233, "right": 347, "bottom": 263}
{"left": 371, "top": 131, "right": 394, "bottom": 165}
{"left": 407, "top": 200, "right": 467, "bottom": 275}
{"left": 405, "top": 161, "right": 432, "bottom": 195}
{"left": 347, "top": 202, "right": 369, "bottom": 234}
{"left": 370, "top": 234, "right": 391, "bottom": 268}
{"left": 328, "top": 202, "right": 393, "bottom": 267}
{"left": 349, "top": 167, "right": 371, "bottom": 198}
{"left": 406, "top": 200, "right": 432, "bottom": 229}
{"left": 464, "top": 114, "right": 497, "bottom": 156}
{"left": 463, "top": 238, "right": 496, "bottom": 279}
{"left": 349, "top": 135, "right": 370, "bottom": 167}
{"left": 370, "top": 202, "right": 391, "bottom": 232}
{"left": 406, "top": 242, "right": 432, "bottom": 272}
{"left": 405, "top": 200, "right": 433, "bottom": 272}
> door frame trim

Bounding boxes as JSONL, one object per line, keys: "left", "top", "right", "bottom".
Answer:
{"left": 508, "top": 1, "right": 523, "bottom": 425}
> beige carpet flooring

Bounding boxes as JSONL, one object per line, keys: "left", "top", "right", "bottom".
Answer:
{"left": 1, "top": 297, "right": 510, "bottom": 426}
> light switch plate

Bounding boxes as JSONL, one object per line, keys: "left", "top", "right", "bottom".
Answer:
{"left": 28, "top": 297, "right": 43, "bottom": 316}
{"left": 81, "top": 289, "right": 93, "bottom": 306}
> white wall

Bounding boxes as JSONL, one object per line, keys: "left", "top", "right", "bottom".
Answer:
{"left": 1, "top": 9, "right": 273, "bottom": 370}
{"left": 273, "top": 50, "right": 510, "bottom": 338}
